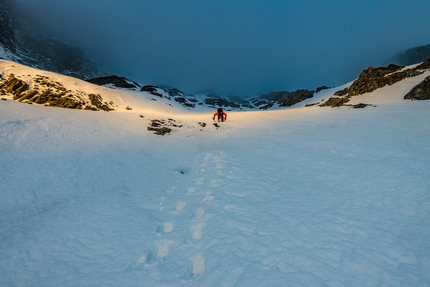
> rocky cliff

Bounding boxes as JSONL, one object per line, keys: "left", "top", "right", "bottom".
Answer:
{"left": 0, "top": 0, "right": 103, "bottom": 80}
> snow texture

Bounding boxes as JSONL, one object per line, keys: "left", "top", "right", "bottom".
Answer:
{"left": 1, "top": 59, "right": 430, "bottom": 286}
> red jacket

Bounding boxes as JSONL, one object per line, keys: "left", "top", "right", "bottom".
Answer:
{"left": 213, "top": 111, "right": 227, "bottom": 119}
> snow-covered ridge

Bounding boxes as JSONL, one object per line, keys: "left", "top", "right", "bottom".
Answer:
{"left": 2, "top": 58, "right": 430, "bottom": 117}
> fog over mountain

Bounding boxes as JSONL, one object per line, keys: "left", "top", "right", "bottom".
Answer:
{"left": 15, "top": 0, "right": 430, "bottom": 96}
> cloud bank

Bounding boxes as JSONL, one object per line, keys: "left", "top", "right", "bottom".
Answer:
{"left": 18, "top": 0, "right": 430, "bottom": 96}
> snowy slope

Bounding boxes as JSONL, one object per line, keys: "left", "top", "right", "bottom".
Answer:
{"left": 1, "top": 61, "right": 430, "bottom": 286}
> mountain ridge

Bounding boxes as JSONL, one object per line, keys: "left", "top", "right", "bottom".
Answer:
{"left": 1, "top": 58, "right": 430, "bottom": 121}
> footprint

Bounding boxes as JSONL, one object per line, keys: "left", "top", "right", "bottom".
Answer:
{"left": 155, "top": 240, "right": 175, "bottom": 258}
{"left": 210, "top": 179, "right": 220, "bottom": 187}
{"left": 176, "top": 201, "right": 187, "bottom": 212}
{"left": 201, "top": 191, "right": 214, "bottom": 202}
{"left": 195, "top": 177, "right": 205, "bottom": 185}
{"left": 191, "top": 255, "right": 206, "bottom": 277}
{"left": 190, "top": 223, "right": 206, "bottom": 240}
{"left": 163, "top": 221, "right": 175, "bottom": 233}
{"left": 136, "top": 247, "right": 157, "bottom": 266}
{"left": 193, "top": 207, "right": 206, "bottom": 219}
{"left": 187, "top": 187, "right": 196, "bottom": 194}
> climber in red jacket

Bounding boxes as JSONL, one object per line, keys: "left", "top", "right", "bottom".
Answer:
{"left": 213, "top": 108, "right": 227, "bottom": 122}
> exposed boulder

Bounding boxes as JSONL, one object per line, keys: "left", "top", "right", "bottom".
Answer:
{"left": 351, "top": 103, "right": 374, "bottom": 109}
{"left": 147, "top": 119, "right": 183, "bottom": 136}
{"left": 404, "top": 75, "right": 430, "bottom": 101}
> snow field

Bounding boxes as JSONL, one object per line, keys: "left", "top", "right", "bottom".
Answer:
{"left": 1, "top": 66, "right": 430, "bottom": 285}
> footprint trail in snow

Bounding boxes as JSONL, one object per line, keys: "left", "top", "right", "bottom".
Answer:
{"left": 138, "top": 148, "right": 251, "bottom": 282}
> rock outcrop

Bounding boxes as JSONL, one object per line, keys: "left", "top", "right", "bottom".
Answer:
{"left": 335, "top": 59, "right": 430, "bottom": 98}
{"left": 320, "top": 97, "right": 350, "bottom": 107}
{"left": 0, "top": 73, "right": 115, "bottom": 111}
{"left": 251, "top": 89, "right": 315, "bottom": 109}
{"left": 147, "top": 119, "right": 183, "bottom": 135}
{"left": 404, "top": 76, "right": 430, "bottom": 101}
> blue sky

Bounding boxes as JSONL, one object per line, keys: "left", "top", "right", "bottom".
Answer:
{"left": 19, "top": 0, "right": 430, "bottom": 96}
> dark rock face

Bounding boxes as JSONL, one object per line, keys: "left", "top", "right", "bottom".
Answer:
{"left": 0, "top": 0, "right": 15, "bottom": 53}
{"left": 0, "top": 73, "right": 115, "bottom": 111}
{"left": 404, "top": 76, "right": 430, "bottom": 101}
{"left": 0, "top": 0, "right": 104, "bottom": 80}
{"left": 87, "top": 75, "right": 140, "bottom": 90}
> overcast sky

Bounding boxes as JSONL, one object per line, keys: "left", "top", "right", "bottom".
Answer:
{"left": 18, "top": 0, "right": 430, "bottom": 96}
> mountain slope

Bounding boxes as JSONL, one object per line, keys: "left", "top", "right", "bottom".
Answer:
{"left": 2, "top": 58, "right": 430, "bottom": 118}
{"left": 1, "top": 58, "right": 430, "bottom": 286}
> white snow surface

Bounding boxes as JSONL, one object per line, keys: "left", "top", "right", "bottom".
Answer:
{"left": 1, "top": 60, "right": 430, "bottom": 286}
